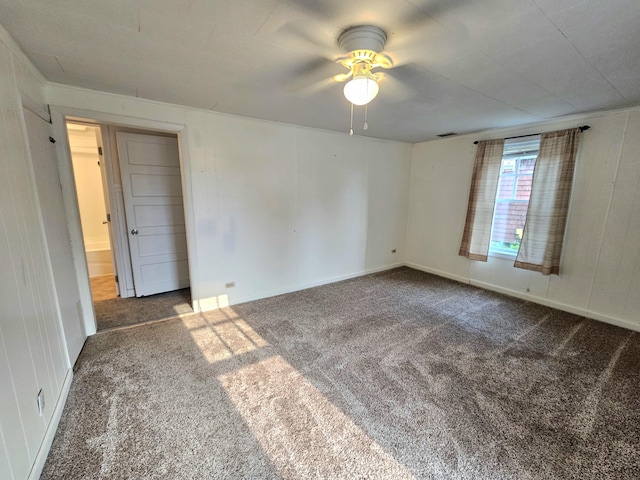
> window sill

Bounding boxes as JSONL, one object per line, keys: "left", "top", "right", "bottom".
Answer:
{"left": 489, "top": 251, "right": 518, "bottom": 261}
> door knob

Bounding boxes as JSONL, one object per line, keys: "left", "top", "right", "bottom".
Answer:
{"left": 131, "top": 228, "right": 138, "bottom": 235}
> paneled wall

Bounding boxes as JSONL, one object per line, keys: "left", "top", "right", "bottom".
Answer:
{"left": 46, "top": 84, "right": 413, "bottom": 313}
{"left": 407, "top": 107, "right": 640, "bottom": 331}
{"left": 0, "top": 29, "right": 71, "bottom": 480}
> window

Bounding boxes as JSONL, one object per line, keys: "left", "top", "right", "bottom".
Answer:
{"left": 489, "top": 136, "right": 540, "bottom": 257}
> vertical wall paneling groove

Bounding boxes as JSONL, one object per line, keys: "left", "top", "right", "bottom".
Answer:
{"left": 585, "top": 113, "right": 628, "bottom": 309}
{"left": 0, "top": 421, "right": 16, "bottom": 480}
{"left": 588, "top": 111, "right": 640, "bottom": 318}
{"left": 0, "top": 25, "right": 73, "bottom": 480}
{"left": 0, "top": 42, "right": 47, "bottom": 466}
{"left": 0, "top": 313, "right": 29, "bottom": 478}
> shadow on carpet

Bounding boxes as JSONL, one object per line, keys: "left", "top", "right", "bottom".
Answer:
{"left": 44, "top": 268, "right": 640, "bottom": 479}
{"left": 94, "top": 288, "right": 192, "bottom": 331}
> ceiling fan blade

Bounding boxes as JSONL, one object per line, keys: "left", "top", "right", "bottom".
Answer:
{"left": 384, "top": 0, "right": 470, "bottom": 65}
{"left": 285, "top": 0, "right": 342, "bottom": 22}
{"left": 332, "top": 72, "right": 352, "bottom": 82}
{"left": 290, "top": 56, "right": 337, "bottom": 78}
{"left": 288, "top": 77, "right": 337, "bottom": 96}
{"left": 285, "top": 57, "right": 346, "bottom": 96}
{"left": 376, "top": 66, "right": 421, "bottom": 104}
{"left": 274, "top": 20, "right": 338, "bottom": 59}
{"left": 402, "top": 0, "right": 467, "bottom": 24}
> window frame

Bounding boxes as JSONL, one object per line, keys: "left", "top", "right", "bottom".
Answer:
{"left": 488, "top": 136, "right": 540, "bottom": 259}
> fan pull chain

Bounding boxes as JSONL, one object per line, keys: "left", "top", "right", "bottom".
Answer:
{"left": 364, "top": 103, "right": 369, "bottom": 130}
{"left": 349, "top": 103, "right": 354, "bottom": 136}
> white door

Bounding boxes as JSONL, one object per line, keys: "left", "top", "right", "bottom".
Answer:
{"left": 116, "top": 132, "right": 189, "bottom": 297}
{"left": 24, "top": 108, "right": 86, "bottom": 364}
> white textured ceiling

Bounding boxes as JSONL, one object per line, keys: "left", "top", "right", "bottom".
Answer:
{"left": 1, "top": 0, "right": 639, "bottom": 142}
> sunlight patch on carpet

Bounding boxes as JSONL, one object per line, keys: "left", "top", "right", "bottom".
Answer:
{"left": 183, "top": 308, "right": 269, "bottom": 363}
{"left": 218, "top": 355, "right": 415, "bottom": 479}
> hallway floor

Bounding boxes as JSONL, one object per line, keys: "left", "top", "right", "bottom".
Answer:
{"left": 90, "top": 275, "right": 117, "bottom": 302}
{"left": 90, "top": 276, "right": 192, "bottom": 331}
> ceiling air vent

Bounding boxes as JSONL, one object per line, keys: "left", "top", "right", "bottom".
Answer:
{"left": 437, "top": 132, "right": 457, "bottom": 138}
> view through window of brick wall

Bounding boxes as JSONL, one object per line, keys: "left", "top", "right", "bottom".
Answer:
{"left": 489, "top": 136, "right": 540, "bottom": 256}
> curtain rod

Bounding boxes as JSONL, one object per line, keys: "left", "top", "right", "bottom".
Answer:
{"left": 473, "top": 125, "right": 590, "bottom": 144}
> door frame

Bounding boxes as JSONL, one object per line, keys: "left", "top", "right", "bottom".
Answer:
{"left": 49, "top": 106, "right": 198, "bottom": 335}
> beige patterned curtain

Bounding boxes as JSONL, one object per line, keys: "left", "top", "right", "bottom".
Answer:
{"left": 459, "top": 139, "right": 505, "bottom": 261}
{"left": 514, "top": 128, "right": 581, "bottom": 275}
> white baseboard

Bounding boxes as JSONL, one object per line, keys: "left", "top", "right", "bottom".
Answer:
{"left": 28, "top": 368, "right": 73, "bottom": 480}
{"left": 198, "top": 263, "right": 405, "bottom": 312}
{"left": 197, "top": 259, "right": 639, "bottom": 333}
{"left": 404, "top": 261, "right": 640, "bottom": 333}
{"left": 404, "top": 262, "right": 471, "bottom": 285}
{"left": 469, "top": 279, "right": 640, "bottom": 333}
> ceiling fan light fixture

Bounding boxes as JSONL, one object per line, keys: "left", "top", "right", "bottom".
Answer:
{"left": 343, "top": 76, "right": 379, "bottom": 106}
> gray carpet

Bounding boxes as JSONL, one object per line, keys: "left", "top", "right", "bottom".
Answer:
{"left": 94, "top": 288, "right": 192, "bottom": 331}
{"left": 42, "top": 267, "right": 640, "bottom": 479}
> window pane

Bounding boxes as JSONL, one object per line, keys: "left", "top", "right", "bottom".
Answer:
{"left": 497, "top": 174, "right": 516, "bottom": 200}
{"left": 491, "top": 201, "right": 527, "bottom": 245}
{"left": 519, "top": 157, "right": 536, "bottom": 173}
{"left": 489, "top": 137, "right": 540, "bottom": 256}
{"left": 502, "top": 159, "right": 516, "bottom": 173}
{"left": 515, "top": 173, "right": 533, "bottom": 200}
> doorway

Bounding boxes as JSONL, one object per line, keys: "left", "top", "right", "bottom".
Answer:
{"left": 65, "top": 121, "right": 193, "bottom": 331}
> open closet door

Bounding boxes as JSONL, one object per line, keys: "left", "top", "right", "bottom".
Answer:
{"left": 116, "top": 132, "right": 189, "bottom": 297}
{"left": 24, "top": 107, "right": 86, "bottom": 364}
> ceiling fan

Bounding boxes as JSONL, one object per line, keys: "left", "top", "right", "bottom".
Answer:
{"left": 270, "top": 2, "right": 470, "bottom": 134}
{"left": 327, "top": 24, "right": 401, "bottom": 135}
{"left": 332, "top": 25, "right": 393, "bottom": 107}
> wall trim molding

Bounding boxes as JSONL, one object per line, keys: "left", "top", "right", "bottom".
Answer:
{"left": 47, "top": 83, "right": 410, "bottom": 146}
{"left": 28, "top": 368, "right": 74, "bottom": 480}
{"left": 418, "top": 104, "right": 640, "bottom": 147}
{"left": 405, "top": 261, "right": 640, "bottom": 333}
{"left": 405, "top": 262, "right": 471, "bottom": 285}
{"left": 469, "top": 279, "right": 640, "bottom": 333}
{"left": 200, "top": 263, "right": 406, "bottom": 311}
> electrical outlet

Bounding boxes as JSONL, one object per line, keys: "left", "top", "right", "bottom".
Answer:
{"left": 391, "top": 249, "right": 397, "bottom": 253}
{"left": 36, "top": 389, "right": 45, "bottom": 417}
{"left": 225, "top": 282, "right": 235, "bottom": 288}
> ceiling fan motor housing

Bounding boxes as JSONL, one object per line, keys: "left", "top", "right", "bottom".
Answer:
{"left": 338, "top": 25, "right": 387, "bottom": 53}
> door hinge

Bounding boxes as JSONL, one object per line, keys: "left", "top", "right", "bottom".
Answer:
{"left": 98, "top": 146, "right": 103, "bottom": 155}
{"left": 106, "top": 213, "right": 111, "bottom": 222}
{"left": 115, "top": 275, "right": 119, "bottom": 284}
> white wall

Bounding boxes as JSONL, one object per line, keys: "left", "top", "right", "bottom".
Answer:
{"left": 0, "top": 26, "right": 72, "bottom": 480}
{"left": 46, "top": 84, "right": 413, "bottom": 312}
{"left": 68, "top": 126, "right": 110, "bottom": 252}
{"left": 407, "top": 107, "right": 640, "bottom": 332}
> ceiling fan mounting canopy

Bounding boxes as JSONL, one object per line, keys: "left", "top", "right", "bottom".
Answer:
{"left": 334, "top": 25, "right": 394, "bottom": 86}
{"left": 338, "top": 25, "right": 387, "bottom": 54}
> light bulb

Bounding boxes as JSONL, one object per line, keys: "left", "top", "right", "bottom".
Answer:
{"left": 343, "top": 77, "right": 379, "bottom": 106}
